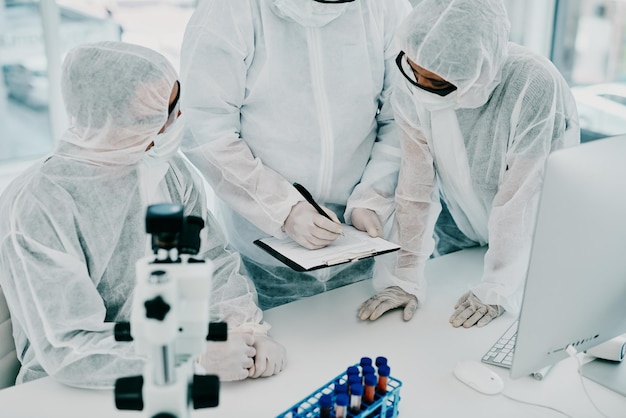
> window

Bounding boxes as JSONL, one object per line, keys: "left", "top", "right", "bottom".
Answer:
{"left": 0, "top": 0, "right": 125, "bottom": 164}
{"left": 551, "top": 0, "right": 626, "bottom": 140}
{"left": 413, "top": 0, "right": 626, "bottom": 140}
{"left": 0, "top": 0, "right": 194, "bottom": 176}
{"left": 1, "top": 0, "right": 624, "bottom": 187}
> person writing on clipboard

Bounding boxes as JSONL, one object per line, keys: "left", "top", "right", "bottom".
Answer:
{"left": 179, "top": 0, "right": 412, "bottom": 310}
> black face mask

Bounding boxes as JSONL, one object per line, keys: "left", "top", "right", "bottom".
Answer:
{"left": 395, "top": 51, "right": 458, "bottom": 97}
{"left": 312, "top": 0, "right": 355, "bottom": 3}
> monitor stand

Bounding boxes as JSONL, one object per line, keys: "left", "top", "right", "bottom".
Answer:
{"left": 581, "top": 359, "right": 626, "bottom": 397}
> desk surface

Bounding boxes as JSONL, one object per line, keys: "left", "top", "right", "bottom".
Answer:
{"left": 1, "top": 247, "right": 625, "bottom": 418}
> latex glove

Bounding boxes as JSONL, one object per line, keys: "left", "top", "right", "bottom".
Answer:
{"left": 358, "top": 286, "right": 419, "bottom": 321}
{"left": 196, "top": 330, "right": 256, "bottom": 381}
{"left": 449, "top": 291, "right": 504, "bottom": 328}
{"left": 248, "top": 334, "right": 287, "bottom": 378}
{"left": 283, "top": 200, "right": 343, "bottom": 249}
{"left": 351, "top": 208, "right": 383, "bottom": 238}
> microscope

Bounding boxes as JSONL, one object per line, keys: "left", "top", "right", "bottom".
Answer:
{"left": 114, "top": 203, "right": 227, "bottom": 417}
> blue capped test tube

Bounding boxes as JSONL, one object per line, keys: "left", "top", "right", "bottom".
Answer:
{"left": 335, "top": 393, "right": 349, "bottom": 418}
{"left": 319, "top": 393, "right": 332, "bottom": 418}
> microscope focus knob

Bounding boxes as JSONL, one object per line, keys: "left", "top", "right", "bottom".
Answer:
{"left": 114, "top": 322, "right": 133, "bottom": 341}
{"left": 206, "top": 322, "right": 228, "bottom": 341}
{"left": 115, "top": 375, "right": 144, "bottom": 411}
{"left": 191, "top": 374, "right": 220, "bottom": 409}
{"left": 144, "top": 296, "right": 171, "bottom": 321}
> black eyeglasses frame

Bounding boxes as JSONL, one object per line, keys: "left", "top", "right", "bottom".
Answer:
{"left": 312, "top": 0, "right": 355, "bottom": 3}
{"left": 395, "top": 51, "right": 458, "bottom": 97}
{"left": 168, "top": 80, "right": 181, "bottom": 116}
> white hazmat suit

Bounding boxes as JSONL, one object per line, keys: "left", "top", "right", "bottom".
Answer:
{"left": 0, "top": 42, "right": 284, "bottom": 388}
{"left": 361, "top": 0, "right": 580, "bottom": 325}
{"left": 180, "top": 0, "right": 412, "bottom": 309}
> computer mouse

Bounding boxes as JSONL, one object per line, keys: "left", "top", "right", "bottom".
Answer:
{"left": 453, "top": 360, "right": 504, "bottom": 395}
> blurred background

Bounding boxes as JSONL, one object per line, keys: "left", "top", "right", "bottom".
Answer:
{"left": 1, "top": 0, "right": 625, "bottom": 192}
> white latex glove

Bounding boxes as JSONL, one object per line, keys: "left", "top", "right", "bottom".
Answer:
{"left": 449, "top": 291, "right": 505, "bottom": 328}
{"left": 196, "top": 330, "right": 256, "bottom": 381}
{"left": 358, "top": 286, "right": 419, "bottom": 321}
{"left": 351, "top": 208, "right": 383, "bottom": 238}
{"left": 283, "top": 200, "right": 343, "bottom": 249}
{"left": 248, "top": 334, "right": 287, "bottom": 378}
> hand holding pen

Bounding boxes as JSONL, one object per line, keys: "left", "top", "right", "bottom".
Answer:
{"left": 282, "top": 183, "right": 343, "bottom": 250}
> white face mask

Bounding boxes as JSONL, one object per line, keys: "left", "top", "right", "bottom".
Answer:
{"left": 410, "top": 84, "right": 459, "bottom": 112}
{"left": 273, "top": 0, "right": 348, "bottom": 27}
{"left": 143, "top": 113, "right": 185, "bottom": 167}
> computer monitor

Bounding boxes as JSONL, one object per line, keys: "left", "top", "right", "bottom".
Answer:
{"left": 510, "top": 135, "right": 626, "bottom": 385}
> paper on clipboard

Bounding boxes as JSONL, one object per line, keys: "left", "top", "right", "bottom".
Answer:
{"left": 253, "top": 225, "right": 400, "bottom": 272}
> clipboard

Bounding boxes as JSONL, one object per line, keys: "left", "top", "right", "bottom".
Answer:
{"left": 253, "top": 225, "right": 400, "bottom": 272}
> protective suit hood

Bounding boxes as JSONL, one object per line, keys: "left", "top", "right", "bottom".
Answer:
{"left": 398, "top": 0, "right": 510, "bottom": 109}
{"left": 58, "top": 41, "right": 178, "bottom": 166}
{"left": 271, "top": 0, "right": 348, "bottom": 27}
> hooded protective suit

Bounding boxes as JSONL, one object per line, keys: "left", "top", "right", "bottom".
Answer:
{"left": 180, "top": 0, "right": 412, "bottom": 309}
{"left": 376, "top": 0, "right": 580, "bottom": 313}
{"left": 0, "top": 42, "right": 266, "bottom": 388}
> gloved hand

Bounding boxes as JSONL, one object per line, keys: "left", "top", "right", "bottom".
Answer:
{"left": 351, "top": 208, "right": 383, "bottom": 238}
{"left": 449, "top": 291, "right": 504, "bottom": 328}
{"left": 358, "top": 286, "right": 419, "bottom": 321}
{"left": 283, "top": 200, "right": 343, "bottom": 249}
{"left": 196, "top": 330, "right": 256, "bottom": 381}
{"left": 248, "top": 334, "right": 287, "bottom": 378}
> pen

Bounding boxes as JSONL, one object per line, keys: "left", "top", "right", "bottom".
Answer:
{"left": 292, "top": 183, "right": 343, "bottom": 234}
{"left": 293, "top": 183, "right": 334, "bottom": 221}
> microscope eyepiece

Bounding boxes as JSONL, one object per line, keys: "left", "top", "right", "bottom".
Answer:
{"left": 180, "top": 216, "right": 205, "bottom": 255}
{"left": 146, "top": 203, "right": 184, "bottom": 252}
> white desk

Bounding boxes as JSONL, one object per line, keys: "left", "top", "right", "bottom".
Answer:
{"left": 1, "top": 247, "right": 625, "bottom": 417}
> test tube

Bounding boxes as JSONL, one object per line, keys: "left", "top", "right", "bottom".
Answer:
{"left": 377, "top": 365, "right": 390, "bottom": 394}
{"left": 349, "top": 383, "right": 364, "bottom": 413}
{"left": 319, "top": 393, "right": 332, "bottom": 418}
{"left": 335, "top": 394, "right": 349, "bottom": 418}
{"left": 361, "top": 365, "right": 375, "bottom": 383}
{"left": 360, "top": 357, "right": 373, "bottom": 368}
{"left": 347, "top": 374, "right": 361, "bottom": 395}
{"left": 346, "top": 365, "right": 359, "bottom": 379}
{"left": 334, "top": 383, "right": 348, "bottom": 397}
{"left": 375, "top": 356, "right": 388, "bottom": 368}
{"left": 363, "top": 373, "right": 377, "bottom": 403}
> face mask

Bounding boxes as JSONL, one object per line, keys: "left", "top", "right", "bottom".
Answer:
{"left": 273, "top": 0, "right": 348, "bottom": 27}
{"left": 143, "top": 113, "right": 185, "bottom": 167}
{"left": 410, "top": 85, "right": 459, "bottom": 112}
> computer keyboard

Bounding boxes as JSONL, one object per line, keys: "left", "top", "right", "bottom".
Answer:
{"left": 481, "top": 320, "right": 518, "bottom": 368}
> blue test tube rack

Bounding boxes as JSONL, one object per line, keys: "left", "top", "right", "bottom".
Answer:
{"left": 276, "top": 363, "right": 402, "bottom": 418}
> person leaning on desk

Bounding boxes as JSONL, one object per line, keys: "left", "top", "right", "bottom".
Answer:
{"left": 179, "top": 0, "right": 412, "bottom": 311}
{"left": 0, "top": 41, "right": 286, "bottom": 389}
{"left": 358, "top": 0, "right": 580, "bottom": 327}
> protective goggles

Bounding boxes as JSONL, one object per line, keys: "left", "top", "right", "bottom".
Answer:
{"left": 395, "top": 51, "right": 457, "bottom": 97}
{"left": 163, "top": 80, "right": 181, "bottom": 131}
{"left": 313, "top": 0, "right": 355, "bottom": 3}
